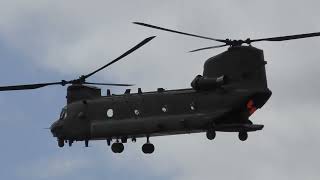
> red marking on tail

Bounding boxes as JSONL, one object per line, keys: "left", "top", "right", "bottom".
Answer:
{"left": 247, "top": 99, "right": 257, "bottom": 115}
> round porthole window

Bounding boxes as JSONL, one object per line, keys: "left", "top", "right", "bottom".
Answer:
{"left": 134, "top": 109, "right": 140, "bottom": 116}
{"left": 107, "top": 109, "right": 114, "bottom": 118}
{"left": 190, "top": 103, "right": 197, "bottom": 111}
{"left": 162, "top": 106, "right": 168, "bottom": 113}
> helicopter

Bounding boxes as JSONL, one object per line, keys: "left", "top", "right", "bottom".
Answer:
{"left": 1, "top": 23, "right": 320, "bottom": 154}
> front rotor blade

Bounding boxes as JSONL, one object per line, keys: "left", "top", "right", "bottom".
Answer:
{"left": 251, "top": 32, "right": 320, "bottom": 43}
{"left": 133, "top": 22, "right": 227, "bottom": 44}
{"left": 84, "top": 82, "right": 133, "bottom": 86}
{"left": 0, "top": 81, "right": 65, "bottom": 91}
{"left": 83, "top": 36, "right": 156, "bottom": 79}
{"left": 189, "top": 44, "right": 228, "bottom": 52}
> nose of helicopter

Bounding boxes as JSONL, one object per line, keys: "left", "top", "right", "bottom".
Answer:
{"left": 50, "top": 120, "right": 64, "bottom": 137}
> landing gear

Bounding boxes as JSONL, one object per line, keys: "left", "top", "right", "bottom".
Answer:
{"left": 121, "top": 137, "right": 127, "bottom": 143}
{"left": 238, "top": 132, "right": 248, "bottom": 141}
{"left": 107, "top": 139, "right": 111, "bottom": 146}
{"left": 206, "top": 129, "right": 216, "bottom": 140}
{"left": 85, "top": 140, "right": 89, "bottom": 147}
{"left": 142, "top": 143, "right": 154, "bottom": 154}
{"left": 58, "top": 138, "right": 64, "bottom": 147}
{"left": 111, "top": 142, "right": 124, "bottom": 153}
{"left": 142, "top": 136, "right": 154, "bottom": 154}
{"left": 68, "top": 140, "right": 73, "bottom": 147}
{"left": 132, "top": 137, "right": 136, "bottom": 143}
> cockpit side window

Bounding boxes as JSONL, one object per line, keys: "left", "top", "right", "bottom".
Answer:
{"left": 59, "top": 107, "right": 67, "bottom": 120}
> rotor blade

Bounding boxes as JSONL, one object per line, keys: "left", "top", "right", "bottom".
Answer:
{"left": 83, "top": 36, "right": 155, "bottom": 79}
{"left": 189, "top": 44, "right": 228, "bottom": 52}
{"left": 84, "top": 82, "right": 133, "bottom": 86}
{"left": 0, "top": 81, "right": 66, "bottom": 91}
{"left": 250, "top": 32, "right": 320, "bottom": 43}
{"left": 133, "top": 22, "right": 227, "bottom": 44}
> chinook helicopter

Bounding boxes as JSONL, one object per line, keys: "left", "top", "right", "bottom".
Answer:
{"left": 1, "top": 23, "right": 320, "bottom": 154}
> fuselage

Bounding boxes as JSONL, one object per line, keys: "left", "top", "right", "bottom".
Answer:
{"left": 50, "top": 45, "right": 272, "bottom": 143}
{"left": 52, "top": 86, "right": 271, "bottom": 141}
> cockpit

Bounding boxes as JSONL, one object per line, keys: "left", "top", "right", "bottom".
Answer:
{"left": 59, "top": 106, "right": 67, "bottom": 120}
{"left": 51, "top": 106, "right": 67, "bottom": 138}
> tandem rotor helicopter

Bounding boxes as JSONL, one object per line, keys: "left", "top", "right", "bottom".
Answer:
{"left": 1, "top": 22, "right": 320, "bottom": 154}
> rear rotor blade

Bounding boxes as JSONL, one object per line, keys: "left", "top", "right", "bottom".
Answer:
{"left": 84, "top": 82, "right": 133, "bottom": 86}
{"left": 189, "top": 44, "right": 228, "bottom": 52}
{"left": 83, "top": 36, "right": 156, "bottom": 79}
{"left": 0, "top": 81, "right": 67, "bottom": 91}
{"left": 250, "top": 32, "right": 320, "bottom": 43}
{"left": 133, "top": 22, "right": 227, "bottom": 44}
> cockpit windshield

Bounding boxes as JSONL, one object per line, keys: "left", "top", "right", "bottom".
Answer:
{"left": 59, "top": 107, "right": 67, "bottom": 120}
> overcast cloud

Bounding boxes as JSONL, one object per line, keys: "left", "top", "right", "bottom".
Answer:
{"left": 0, "top": 1, "right": 320, "bottom": 180}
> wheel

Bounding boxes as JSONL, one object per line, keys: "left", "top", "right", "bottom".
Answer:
{"left": 142, "top": 143, "right": 154, "bottom": 154}
{"left": 58, "top": 138, "right": 64, "bottom": 147}
{"left": 206, "top": 130, "right": 216, "bottom": 140}
{"left": 117, "top": 143, "right": 124, "bottom": 153}
{"left": 111, "top": 143, "right": 117, "bottom": 153}
{"left": 238, "top": 132, "right": 248, "bottom": 141}
{"left": 111, "top": 143, "right": 124, "bottom": 153}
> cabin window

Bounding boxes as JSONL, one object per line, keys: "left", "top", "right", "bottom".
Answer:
{"left": 134, "top": 109, "right": 140, "bottom": 116}
{"left": 161, "top": 105, "right": 168, "bottom": 113}
{"left": 190, "top": 102, "right": 197, "bottom": 111}
{"left": 63, "top": 111, "right": 67, "bottom": 119}
{"left": 190, "top": 104, "right": 196, "bottom": 111}
{"left": 59, "top": 107, "right": 67, "bottom": 119}
{"left": 107, "top": 109, "right": 114, "bottom": 118}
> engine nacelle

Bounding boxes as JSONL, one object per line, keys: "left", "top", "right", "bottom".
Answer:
{"left": 191, "top": 75, "right": 228, "bottom": 90}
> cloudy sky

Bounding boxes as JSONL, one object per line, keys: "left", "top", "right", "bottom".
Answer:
{"left": 0, "top": 1, "right": 320, "bottom": 179}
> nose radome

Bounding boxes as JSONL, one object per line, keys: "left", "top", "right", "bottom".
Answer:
{"left": 50, "top": 120, "right": 64, "bottom": 137}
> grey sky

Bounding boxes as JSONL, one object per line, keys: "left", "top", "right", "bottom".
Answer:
{"left": 0, "top": 1, "right": 320, "bottom": 179}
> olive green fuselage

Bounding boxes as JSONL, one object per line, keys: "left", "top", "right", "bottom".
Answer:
{"left": 51, "top": 46, "right": 272, "bottom": 142}
{"left": 55, "top": 87, "right": 271, "bottom": 141}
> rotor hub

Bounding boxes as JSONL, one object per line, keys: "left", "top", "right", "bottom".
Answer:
{"left": 225, "top": 38, "right": 252, "bottom": 47}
